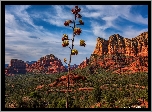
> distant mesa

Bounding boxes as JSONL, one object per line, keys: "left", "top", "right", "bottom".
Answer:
{"left": 5, "top": 59, "right": 26, "bottom": 76}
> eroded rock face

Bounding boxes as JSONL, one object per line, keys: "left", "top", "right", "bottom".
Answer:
{"left": 93, "top": 32, "right": 148, "bottom": 57}
{"left": 26, "top": 54, "right": 67, "bottom": 74}
{"left": 93, "top": 37, "right": 109, "bottom": 55}
{"left": 108, "top": 34, "right": 125, "bottom": 55}
{"left": 79, "top": 32, "right": 148, "bottom": 74}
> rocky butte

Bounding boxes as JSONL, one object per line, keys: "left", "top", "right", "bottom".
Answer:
{"left": 26, "top": 54, "right": 68, "bottom": 74}
{"left": 78, "top": 32, "right": 148, "bottom": 74}
{"left": 5, "top": 59, "right": 26, "bottom": 76}
{"left": 5, "top": 54, "right": 68, "bottom": 75}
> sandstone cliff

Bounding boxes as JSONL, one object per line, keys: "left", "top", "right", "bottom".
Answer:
{"left": 93, "top": 32, "right": 148, "bottom": 56}
{"left": 79, "top": 32, "right": 148, "bottom": 74}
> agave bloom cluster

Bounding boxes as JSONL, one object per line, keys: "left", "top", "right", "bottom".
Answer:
{"left": 71, "top": 6, "right": 81, "bottom": 15}
{"left": 79, "top": 19, "right": 84, "bottom": 25}
{"left": 71, "top": 49, "right": 78, "bottom": 55}
{"left": 62, "top": 34, "right": 68, "bottom": 41}
{"left": 80, "top": 39, "right": 86, "bottom": 47}
{"left": 64, "top": 20, "right": 73, "bottom": 26}
{"left": 74, "top": 27, "right": 82, "bottom": 35}
{"left": 62, "top": 34, "right": 69, "bottom": 47}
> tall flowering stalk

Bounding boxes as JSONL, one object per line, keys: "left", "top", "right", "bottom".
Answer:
{"left": 62, "top": 5, "right": 86, "bottom": 108}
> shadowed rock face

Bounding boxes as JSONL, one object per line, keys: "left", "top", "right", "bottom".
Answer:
{"left": 78, "top": 32, "right": 148, "bottom": 74}
{"left": 5, "top": 59, "right": 26, "bottom": 75}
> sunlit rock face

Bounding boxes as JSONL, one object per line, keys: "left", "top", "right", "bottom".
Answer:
{"left": 79, "top": 32, "right": 148, "bottom": 74}
{"left": 93, "top": 32, "right": 148, "bottom": 57}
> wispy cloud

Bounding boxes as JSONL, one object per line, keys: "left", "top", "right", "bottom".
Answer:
{"left": 86, "top": 5, "right": 148, "bottom": 39}
{"left": 42, "top": 5, "right": 74, "bottom": 27}
{"left": 5, "top": 5, "right": 148, "bottom": 65}
{"left": 83, "top": 5, "right": 148, "bottom": 25}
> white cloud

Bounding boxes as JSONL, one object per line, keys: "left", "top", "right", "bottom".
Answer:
{"left": 5, "top": 5, "right": 148, "bottom": 65}
{"left": 42, "top": 5, "right": 74, "bottom": 27}
{"left": 82, "top": 11, "right": 101, "bottom": 18}
{"left": 90, "top": 19, "right": 116, "bottom": 39}
{"left": 123, "top": 13, "right": 148, "bottom": 25}
{"left": 87, "top": 5, "right": 148, "bottom": 39}
{"left": 83, "top": 5, "right": 147, "bottom": 25}
{"left": 121, "top": 26, "right": 148, "bottom": 38}
{"left": 5, "top": 6, "right": 62, "bottom": 63}
{"left": 85, "top": 5, "right": 104, "bottom": 10}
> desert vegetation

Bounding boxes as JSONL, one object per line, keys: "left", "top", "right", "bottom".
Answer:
{"left": 5, "top": 66, "right": 148, "bottom": 108}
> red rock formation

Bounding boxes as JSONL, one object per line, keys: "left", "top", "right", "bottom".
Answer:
{"left": 5, "top": 59, "right": 26, "bottom": 75}
{"left": 78, "top": 32, "right": 148, "bottom": 74}
{"left": 78, "top": 57, "right": 90, "bottom": 69}
{"left": 49, "top": 73, "right": 87, "bottom": 87}
{"left": 93, "top": 32, "right": 148, "bottom": 57}
{"left": 5, "top": 54, "right": 67, "bottom": 75}
{"left": 26, "top": 54, "right": 67, "bottom": 74}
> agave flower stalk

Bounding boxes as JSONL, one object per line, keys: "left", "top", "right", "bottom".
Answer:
{"left": 62, "top": 5, "right": 86, "bottom": 108}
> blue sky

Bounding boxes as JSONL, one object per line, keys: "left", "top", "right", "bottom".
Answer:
{"left": 5, "top": 5, "right": 148, "bottom": 65}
